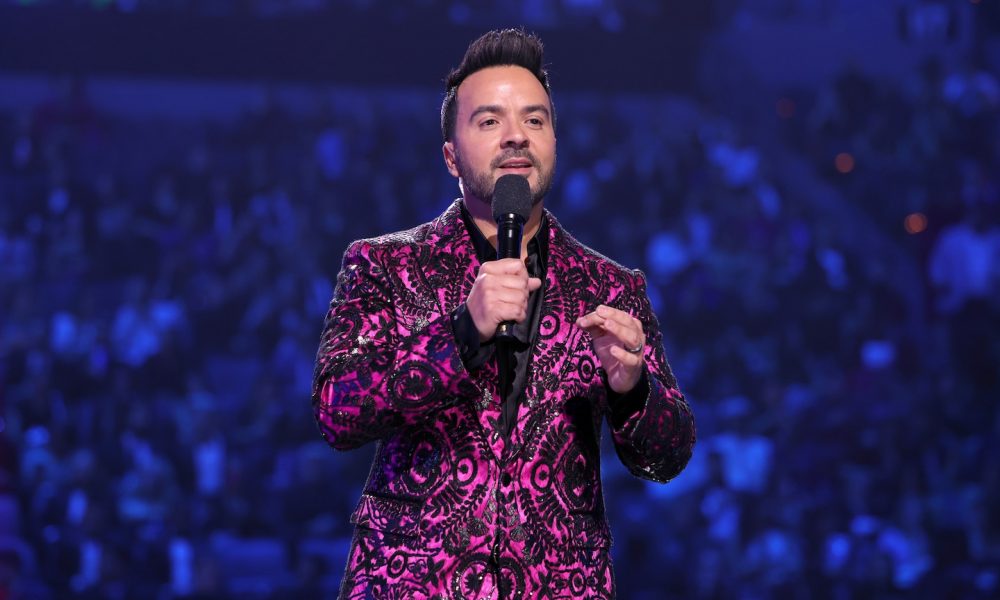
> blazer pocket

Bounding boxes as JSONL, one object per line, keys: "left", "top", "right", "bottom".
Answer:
{"left": 349, "top": 493, "right": 423, "bottom": 538}
{"left": 568, "top": 513, "right": 612, "bottom": 549}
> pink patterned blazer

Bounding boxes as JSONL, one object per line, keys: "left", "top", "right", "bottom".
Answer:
{"left": 313, "top": 200, "right": 695, "bottom": 599}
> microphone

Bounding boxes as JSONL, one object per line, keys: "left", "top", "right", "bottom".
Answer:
{"left": 491, "top": 174, "right": 532, "bottom": 341}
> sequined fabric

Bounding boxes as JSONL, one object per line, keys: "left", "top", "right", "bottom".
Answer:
{"left": 312, "top": 200, "right": 696, "bottom": 599}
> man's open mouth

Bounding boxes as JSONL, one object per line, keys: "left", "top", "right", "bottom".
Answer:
{"left": 499, "top": 160, "right": 533, "bottom": 169}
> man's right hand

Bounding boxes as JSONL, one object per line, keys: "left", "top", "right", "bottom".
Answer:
{"left": 465, "top": 258, "right": 542, "bottom": 342}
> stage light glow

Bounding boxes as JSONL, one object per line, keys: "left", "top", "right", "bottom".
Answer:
{"left": 904, "top": 213, "right": 927, "bottom": 234}
{"left": 776, "top": 98, "right": 796, "bottom": 118}
{"left": 835, "top": 152, "right": 855, "bottom": 173}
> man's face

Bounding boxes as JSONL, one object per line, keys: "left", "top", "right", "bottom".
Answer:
{"left": 443, "top": 65, "right": 556, "bottom": 207}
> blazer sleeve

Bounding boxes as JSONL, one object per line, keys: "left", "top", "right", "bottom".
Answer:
{"left": 606, "top": 269, "right": 696, "bottom": 483}
{"left": 312, "top": 239, "right": 480, "bottom": 450}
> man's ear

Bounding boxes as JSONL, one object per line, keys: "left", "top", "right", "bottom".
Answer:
{"left": 442, "top": 141, "right": 460, "bottom": 178}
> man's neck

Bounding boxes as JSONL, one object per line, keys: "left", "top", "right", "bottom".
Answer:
{"left": 463, "top": 196, "right": 545, "bottom": 257}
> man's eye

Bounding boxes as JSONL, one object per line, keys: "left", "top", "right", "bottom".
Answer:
{"left": 528, "top": 118, "right": 544, "bottom": 126}
{"left": 481, "top": 118, "right": 498, "bottom": 127}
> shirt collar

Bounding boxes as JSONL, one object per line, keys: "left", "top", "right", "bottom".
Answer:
{"left": 459, "top": 200, "right": 549, "bottom": 278}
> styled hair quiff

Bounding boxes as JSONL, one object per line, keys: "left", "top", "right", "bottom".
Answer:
{"left": 440, "top": 28, "right": 555, "bottom": 142}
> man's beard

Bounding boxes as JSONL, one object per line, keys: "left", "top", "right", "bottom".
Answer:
{"left": 455, "top": 148, "right": 555, "bottom": 207}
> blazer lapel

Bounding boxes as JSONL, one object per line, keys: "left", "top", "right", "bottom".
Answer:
{"left": 421, "top": 200, "right": 479, "bottom": 316}
{"left": 422, "top": 200, "right": 507, "bottom": 462}
{"left": 509, "top": 214, "right": 594, "bottom": 456}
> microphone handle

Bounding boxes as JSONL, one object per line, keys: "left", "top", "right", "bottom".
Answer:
{"left": 495, "top": 213, "right": 524, "bottom": 341}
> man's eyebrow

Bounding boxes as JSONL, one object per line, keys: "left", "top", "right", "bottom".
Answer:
{"left": 521, "top": 104, "right": 551, "bottom": 119}
{"left": 468, "top": 104, "right": 552, "bottom": 121}
{"left": 469, "top": 105, "right": 504, "bottom": 122}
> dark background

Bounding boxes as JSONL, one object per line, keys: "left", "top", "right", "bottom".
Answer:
{"left": 1, "top": 1, "right": 999, "bottom": 598}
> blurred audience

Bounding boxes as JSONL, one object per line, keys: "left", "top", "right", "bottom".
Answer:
{"left": 2, "top": 10, "right": 1000, "bottom": 600}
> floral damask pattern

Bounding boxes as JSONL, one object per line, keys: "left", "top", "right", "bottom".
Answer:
{"left": 313, "top": 200, "right": 695, "bottom": 599}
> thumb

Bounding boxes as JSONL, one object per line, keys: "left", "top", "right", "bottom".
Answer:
{"left": 527, "top": 277, "right": 542, "bottom": 291}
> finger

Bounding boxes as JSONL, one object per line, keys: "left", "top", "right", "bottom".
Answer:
{"left": 492, "top": 299, "right": 529, "bottom": 322}
{"left": 527, "top": 277, "right": 542, "bottom": 292}
{"left": 574, "top": 311, "right": 606, "bottom": 330}
{"left": 579, "top": 323, "right": 618, "bottom": 343}
{"left": 490, "top": 288, "right": 530, "bottom": 306}
{"left": 483, "top": 258, "right": 528, "bottom": 276}
{"left": 577, "top": 325, "right": 607, "bottom": 340}
{"left": 600, "top": 317, "right": 644, "bottom": 349}
{"left": 609, "top": 344, "right": 644, "bottom": 366}
{"left": 494, "top": 275, "right": 534, "bottom": 291}
{"left": 595, "top": 306, "right": 644, "bottom": 343}
{"left": 596, "top": 305, "right": 643, "bottom": 333}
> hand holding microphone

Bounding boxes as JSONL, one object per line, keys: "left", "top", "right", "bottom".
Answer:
{"left": 467, "top": 260, "right": 542, "bottom": 342}
{"left": 465, "top": 175, "right": 540, "bottom": 342}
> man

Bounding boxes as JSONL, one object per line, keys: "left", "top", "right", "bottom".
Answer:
{"left": 313, "top": 29, "right": 695, "bottom": 599}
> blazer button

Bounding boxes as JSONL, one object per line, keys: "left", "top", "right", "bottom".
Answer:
{"left": 501, "top": 473, "right": 512, "bottom": 486}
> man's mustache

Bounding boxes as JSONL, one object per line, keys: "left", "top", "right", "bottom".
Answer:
{"left": 491, "top": 150, "right": 538, "bottom": 169}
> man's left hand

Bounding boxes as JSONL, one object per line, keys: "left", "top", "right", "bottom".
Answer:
{"left": 575, "top": 304, "right": 645, "bottom": 394}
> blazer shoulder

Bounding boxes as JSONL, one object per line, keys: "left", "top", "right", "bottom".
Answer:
{"left": 344, "top": 220, "right": 436, "bottom": 262}
{"left": 345, "top": 200, "right": 462, "bottom": 262}
{"left": 557, "top": 225, "right": 646, "bottom": 288}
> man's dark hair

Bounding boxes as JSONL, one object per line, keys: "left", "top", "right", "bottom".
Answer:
{"left": 440, "top": 28, "right": 555, "bottom": 142}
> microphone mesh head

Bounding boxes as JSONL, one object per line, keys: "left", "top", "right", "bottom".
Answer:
{"left": 492, "top": 174, "right": 532, "bottom": 222}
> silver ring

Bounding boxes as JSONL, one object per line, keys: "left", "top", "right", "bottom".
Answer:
{"left": 625, "top": 341, "right": 644, "bottom": 354}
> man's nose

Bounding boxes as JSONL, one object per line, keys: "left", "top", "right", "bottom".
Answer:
{"left": 500, "top": 122, "right": 528, "bottom": 148}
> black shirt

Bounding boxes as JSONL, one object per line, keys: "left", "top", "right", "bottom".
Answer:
{"left": 450, "top": 202, "right": 648, "bottom": 439}
{"left": 451, "top": 202, "right": 547, "bottom": 441}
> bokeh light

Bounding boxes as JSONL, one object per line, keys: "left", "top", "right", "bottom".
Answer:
{"left": 776, "top": 97, "right": 796, "bottom": 119}
{"left": 835, "top": 152, "right": 855, "bottom": 173}
{"left": 905, "top": 212, "right": 928, "bottom": 234}
{"left": 2, "top": 2, "right": 998, "bottom": 598}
